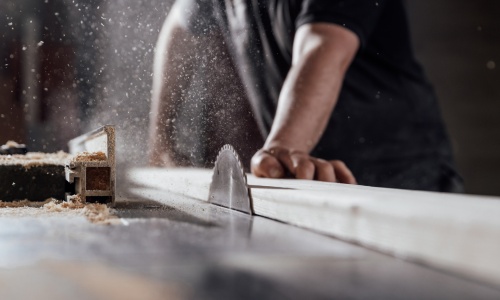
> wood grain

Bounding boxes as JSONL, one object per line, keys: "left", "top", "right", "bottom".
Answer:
{"left": 127, "top": 167, "right": 500, "bottom": 287}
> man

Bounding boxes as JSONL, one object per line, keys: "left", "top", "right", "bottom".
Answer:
{"left": 149, "top": 0, "right": 463, "bottom": 192}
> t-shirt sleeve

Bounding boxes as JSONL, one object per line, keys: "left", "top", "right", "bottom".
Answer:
{"left": 295, "top": 0, "right": 388, "bottom": 48}
{"left": 176, "top": 0, "right": 219, "bottom": 35}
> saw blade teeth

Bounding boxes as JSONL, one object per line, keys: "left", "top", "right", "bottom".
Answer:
{"left": 213, "top": 144, "right": 248, "bottom": 186}
{"left": 209, "top": 144, "right": 252, "bottom": 214}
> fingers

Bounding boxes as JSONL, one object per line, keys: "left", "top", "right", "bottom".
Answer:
{"left": 311, "top": 158, "right": 336, "bottom": 182}
{"left": 251, "top": 147, "right": 357, "bottom": 185}
{"left": 282, "top": 152, "right": 334, "bottom": 181}
{"left": 252, "top": 148, "right": 313, "bottom": 180}
{"left": 291, "top": 155, "right": 316, "bottom": 180}
{"left": 251, "top": 149, "right": 285, "bottom": 178}
{"left": 330, "top": 160, "right": 357, "bottom": 184}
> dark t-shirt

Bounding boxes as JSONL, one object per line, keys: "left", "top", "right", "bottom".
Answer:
{"left": 177, "top": 0, "right": 462, "bottom": 191}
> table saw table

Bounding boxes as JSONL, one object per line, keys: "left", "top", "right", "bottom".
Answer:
{"left": 1, "top": 187, "right": 499, "bottom": 300}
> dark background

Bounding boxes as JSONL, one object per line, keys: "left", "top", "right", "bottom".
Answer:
{"left": 0, "top": 0, "right": 499, "bottom": 196}
{"left": 408, "top": 0, "right": 500, "bottom": 196}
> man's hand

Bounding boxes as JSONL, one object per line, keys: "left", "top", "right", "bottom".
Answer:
{"left": 251, "top": 147, "right": 357, "bottom": 184}
{"left": 251, "top": 23, "right": 359, "bottom": 184}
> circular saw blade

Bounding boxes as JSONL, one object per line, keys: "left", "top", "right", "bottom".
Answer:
{"left": 208, "top": 144, "right": 253, "bottom": 214}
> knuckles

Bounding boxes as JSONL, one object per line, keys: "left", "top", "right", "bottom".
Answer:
{"left": 251, "top": 150, "right": 282, "bottom": 177}
{"left": 295, "top": 159, "right": 315, "bottom": 177}
{"left": 251, "top": 148, "right": 356, "bottom": 184}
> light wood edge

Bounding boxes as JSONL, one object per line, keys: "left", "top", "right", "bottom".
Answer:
{"left": 126, "top": 167, "right": 500, "bottom": 287}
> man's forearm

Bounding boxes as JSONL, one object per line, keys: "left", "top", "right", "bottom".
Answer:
{"left": 149, "top": 6, "right": 199, "bottom": 166}
{"left": 265, "top": 23, "right": 359, "bottom": 154}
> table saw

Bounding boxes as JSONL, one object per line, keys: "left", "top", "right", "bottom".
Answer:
{"left": 2, "top": 130, "right": 500, "bottom": 299}
{"left": 1, "top": 192, "right": 500, "bottom": 300}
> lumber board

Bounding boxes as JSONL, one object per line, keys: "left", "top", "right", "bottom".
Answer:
{"left": 0, "top": 165, "right": 68, "bottom": 201}
{"left": 127, "top": 167, "right": 500, "bottom": 287}
{"left": 0, "top": 151, "right": 73, "bottom": 201}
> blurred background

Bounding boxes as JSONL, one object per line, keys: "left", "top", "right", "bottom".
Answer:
{"left": 0, "top": 0, "right": 498, "bottom": 196}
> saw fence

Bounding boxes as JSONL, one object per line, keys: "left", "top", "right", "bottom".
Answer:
{"left": 66, "top": 125, "right": 116, "bottom": 205}
{"left": 128, "top": 168, "right": 500, "bottom": 288}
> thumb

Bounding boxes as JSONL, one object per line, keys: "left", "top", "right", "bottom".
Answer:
{"left": 251, "top": 150, "right": 284, "bottom": 178}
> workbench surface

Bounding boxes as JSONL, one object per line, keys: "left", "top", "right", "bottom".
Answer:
{"left": 0, "top": 189, "right": 498, "bottom": 300}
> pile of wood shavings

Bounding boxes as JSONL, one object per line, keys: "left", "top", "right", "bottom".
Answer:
{"left": 70, "top": 151, "right": 107, "bottom": 162}
{"left": 0, "top": 151, "right": 71, "bottom": 168}
{"left": 0, "top": 194, "right": 120, "bottom": 225}
{"left": 5, "top": 140, "right": 21, "bottom": 148}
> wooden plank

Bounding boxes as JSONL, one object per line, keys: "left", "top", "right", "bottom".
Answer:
{"left": 127, "top": 167, "right": 500, "bottom": 287}
{"left": 0, "top": 165, "right": 67, "bottom": 201}
{"left": 0, "top": 151, "right": 72, "bottom": 201}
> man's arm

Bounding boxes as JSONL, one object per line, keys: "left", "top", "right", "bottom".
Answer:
{"left": 148, "top": 4, "right": 202, "bottom": 167}
{"left": 251, "top": 23, "right": 359, "bottom": 183}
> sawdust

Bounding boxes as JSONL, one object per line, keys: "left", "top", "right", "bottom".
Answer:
{"left": 5, "top": 141, "right": 21, "bottom": 148}
{"left": 0, "top": 194, "right": 119, "bottom": 225}
{"left": 0, "top": 151, "right": 71, "bottom": 168}
{"left": 0, "top": 198, "right": 53, "bottom": 208}
{"left": 70, "top": 151, "right": 107, "bottom": 162}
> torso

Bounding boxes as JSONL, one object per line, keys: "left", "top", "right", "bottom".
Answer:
{"left": 182, "top": 0, "right": 461, "bottom": 191}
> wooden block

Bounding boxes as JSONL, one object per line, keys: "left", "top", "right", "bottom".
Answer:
{"left": 0, "top": 151, "right": 73, "bottom": 201}
{"left": 86, "top": 167, "right": 110, "bottom": 191}
{"left": 127, "top": 167, "right": 500, "bottom": 287}
{"left": 0, "top": 165, "right": 69, "bottom": 201}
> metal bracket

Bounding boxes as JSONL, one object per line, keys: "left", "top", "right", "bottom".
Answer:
{"left": 65, "top": 125, "right": 116, "bottom": 206}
